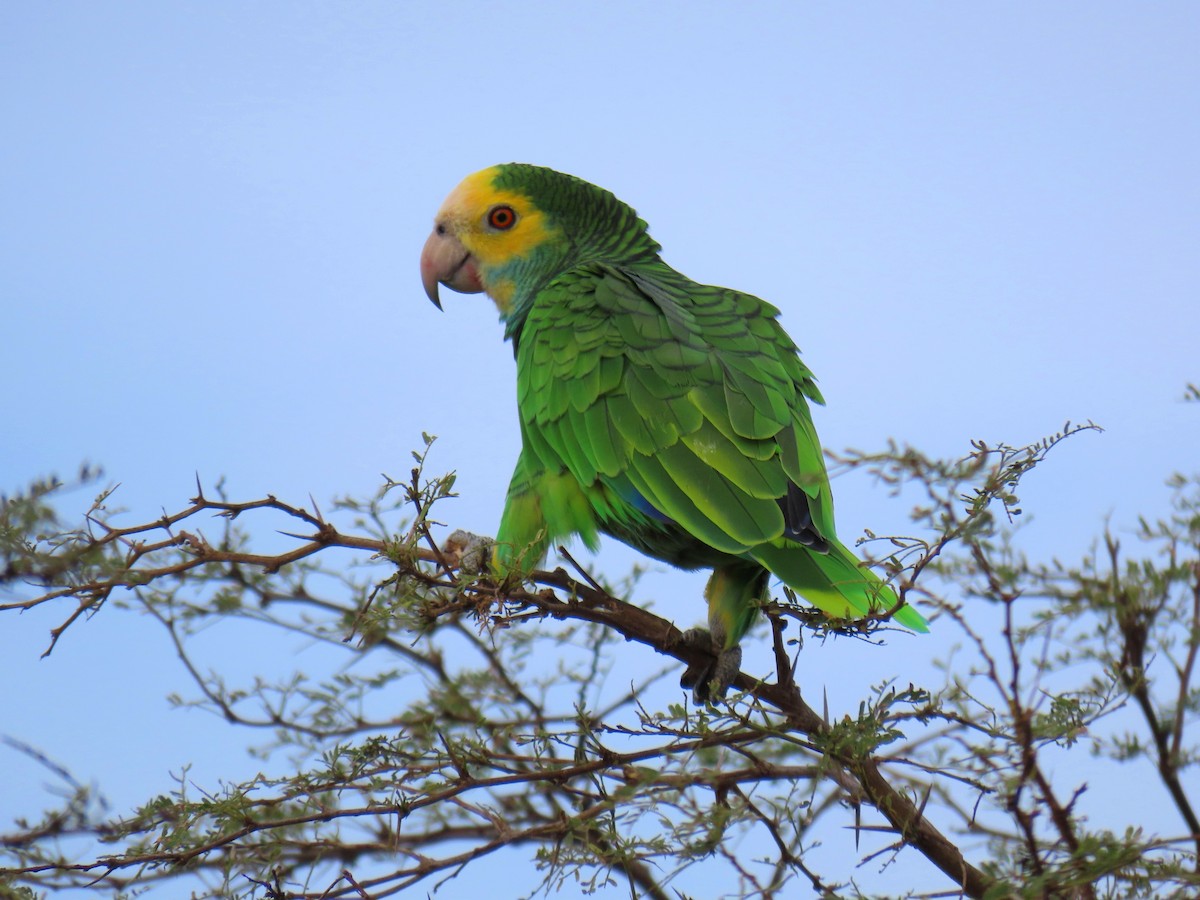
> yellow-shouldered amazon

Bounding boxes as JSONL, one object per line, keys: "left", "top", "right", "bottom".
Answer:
{"left": 421, "top": 164, "right": 928, "bottom": 701}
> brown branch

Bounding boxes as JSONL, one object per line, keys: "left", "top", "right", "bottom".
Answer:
{"left": 1111, "top": 539, "right": 1200, "bottom": 860}
{"left": 4, "top": 492, "right": 996, "bottom": 896}
{"left": 492, "top": 573, "right": 994, "bottom": 897}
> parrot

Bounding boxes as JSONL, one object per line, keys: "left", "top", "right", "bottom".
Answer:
{"left": 420, "top": 163, "right": 928, "bottom": 701}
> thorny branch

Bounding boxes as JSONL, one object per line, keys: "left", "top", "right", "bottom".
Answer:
{"left": 2, "top": 483, "right": 991, "bottom": 897}
{"left": 5, "top": 421, "right": 1199, "bottom": 898}
{"left": 1108, "top": 532, "right": 1200, "bottom": 862}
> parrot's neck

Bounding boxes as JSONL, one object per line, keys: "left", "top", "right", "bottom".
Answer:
{"left": 496, "top": 230, "right": 663, "bottom": 347}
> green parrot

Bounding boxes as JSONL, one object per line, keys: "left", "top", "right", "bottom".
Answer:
{"left": 421, "top": 163, "right": 928, "bottom": 701}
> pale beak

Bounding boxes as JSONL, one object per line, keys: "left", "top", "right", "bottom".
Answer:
{"left": 420, "top": 226, "right": 483, "bottom": 310}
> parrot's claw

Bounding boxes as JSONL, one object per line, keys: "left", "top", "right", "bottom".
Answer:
{"left": 442, "top": 530, "right": 496, "bottom": 578}
{"left": 678, "top": 627, "right": 742, "bottom": 705}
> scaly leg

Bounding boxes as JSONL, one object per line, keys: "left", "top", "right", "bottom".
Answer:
{"left": 679, "top": 564, "right": 769, "bottom": 703}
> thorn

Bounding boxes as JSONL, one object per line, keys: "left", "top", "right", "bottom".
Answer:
{"left": 558, "top": 545, "right": 606, "bottom": 595}
{"left": 916, "top": 783, "right": 932, "bottom": 818}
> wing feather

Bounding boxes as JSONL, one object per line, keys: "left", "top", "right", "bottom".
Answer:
{"left": 517, "top": 262, "right": 834, "bottom": 561}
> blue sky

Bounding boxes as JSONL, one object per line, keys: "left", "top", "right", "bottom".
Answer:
{"left": 3, "top": 3, "right": 1199, "bottom": 896}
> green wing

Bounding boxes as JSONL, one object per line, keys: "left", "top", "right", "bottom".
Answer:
{"left": 512, "top": 261, "right": 927, "bottom": 632}
{"left": 518, "top": 263, "right": 828, "bottom": 543}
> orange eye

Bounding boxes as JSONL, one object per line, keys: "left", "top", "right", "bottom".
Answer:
{"left": 487, "top": 205, "right": 517, "bottom": 230}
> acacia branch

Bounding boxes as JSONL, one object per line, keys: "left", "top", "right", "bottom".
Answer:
{"left": 1110, "top": 537, "right": 1200, "bottom": 860}
{"left": 3, "top": 487, "right": 996, "bottom": 896}
{"left": 478, "top": 574, "right": 993, "bottom": 896}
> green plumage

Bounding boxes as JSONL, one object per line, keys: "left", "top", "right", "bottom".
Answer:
{"left": 467, "top": 164, "right": 927, "bottom": 691}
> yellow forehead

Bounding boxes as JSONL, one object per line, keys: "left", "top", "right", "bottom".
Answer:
{"left": 438, "top": 167, "right": 509, "bottom": 219}
{"left": 438, "top": 166, "right": 554, "bottom": 267}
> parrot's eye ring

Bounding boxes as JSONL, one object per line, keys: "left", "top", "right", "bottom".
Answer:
{"left": 487, "top": 205, "right": 517, "bottom": 231}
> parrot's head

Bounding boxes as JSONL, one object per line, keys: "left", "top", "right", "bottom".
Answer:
{"left": 421, "top": 164, "right": 660, "bottom": 328}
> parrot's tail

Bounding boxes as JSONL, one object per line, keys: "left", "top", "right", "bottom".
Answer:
{"left": 752, "top": 539, "right": 929, "bottom": 633}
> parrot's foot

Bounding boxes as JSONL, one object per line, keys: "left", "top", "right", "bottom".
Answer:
{"left": 678, "top": 627, "right": 742, "bottom": 705}
{"left": 442, "top": 530, "right": 495, "bottom": 577}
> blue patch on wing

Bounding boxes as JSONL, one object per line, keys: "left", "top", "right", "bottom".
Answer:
{"left": 625, "top": 487, "right": 673, "bottom": 523}
{"left": 604, "top": 473, "right": 674, "bottom": 526}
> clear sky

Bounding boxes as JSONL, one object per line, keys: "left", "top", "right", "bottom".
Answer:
{"left": 3, "top": 3, "right": 1199, "bottom": 897}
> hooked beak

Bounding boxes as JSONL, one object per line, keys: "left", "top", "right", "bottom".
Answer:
{"left": 420, "top": 226, "right": 483, "bottom": 310}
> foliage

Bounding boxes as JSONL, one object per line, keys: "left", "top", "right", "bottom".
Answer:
{"left": 3, "top": 424, "right": 1200, "bottom": 899}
